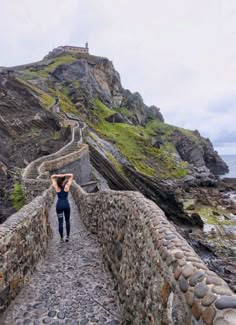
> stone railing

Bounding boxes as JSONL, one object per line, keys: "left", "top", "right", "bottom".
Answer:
{"left": 22, "top": 120, "right": 79, "bottom": 180}
{"left": 23, "top": 144, "right": 89, "bottom": 203}
{"left": 71, "top": 183, "right": 236, "bottom": 325}
{"left": 38, "top": 144, "right": 87, "bottom": 176}
{"left": 0, "top": 111, "right": 90, "bottom": 312}
{"left": 0, "top": 186, "right": 54, "bottom": 313}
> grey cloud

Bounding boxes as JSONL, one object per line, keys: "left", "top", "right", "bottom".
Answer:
{"left": 0, "top": 0, "right": 236, "bottom": 154}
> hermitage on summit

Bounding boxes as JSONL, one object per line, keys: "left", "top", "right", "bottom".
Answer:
{"left": 57, "top": 43, "right": 89, "bottom": 54}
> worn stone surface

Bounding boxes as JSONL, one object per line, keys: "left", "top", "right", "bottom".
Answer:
{"left": 201, "top": 306, "right": 216, "bottom": 325}
{"left": 194, "top": 283, "right": 209, "bottom": 298}
{"left": 0, "top": 196, "right": 123, "bottom": 324}
{"left": 201, "top": 293, "right": 217, "bottom": 307}
{"left": 71, "top": 182, "right": 236, "bottom": 324}
{"left": 189, "top": 271, "right": 206, "bottom": 286}
{"left": 191, "top": 301, "right": 202, "bottom": 320}
{"left": 215, "top": 296, "right": 236, "bottom": 310}
{"left": 206, "top": 276, "right": 223, "bottom": 286}
{"left": 182, "top": 264, "right": 195, "bottom": 279}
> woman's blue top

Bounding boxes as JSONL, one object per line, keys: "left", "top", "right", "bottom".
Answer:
{"left": 56, "top": 186, "right": 70, "bottom": 209}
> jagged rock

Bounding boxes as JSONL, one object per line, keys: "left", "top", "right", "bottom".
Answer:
{"left": 202, "top": 139, "right": 229, "bottom": 175}
{"left": 146, "top": 105, "right": 164, "bottom": 122}
{"left": 51, "top": 58, "right": 123, "bottom": 108}
{"left": 0, "top": 75, "right": 70, "bottom": 222}
{"left": 151, "top": 136, "right": 164, "bottom": 148}
{"left": 121, "top": 90, "right": 164, "bottom": 125}
{"left": 50, "top": 57, "right": 164, "bottom": 126}
{"left": 105, "top": 113, "right": 130, "bottom": 124}
{"left": 40, "top": 145, "right": 51, "bottom": 155}
{"left": 171, "top": 130, "right": 228, "bottom": 176}
{"left": 190, "top": 213, "right": 204, "bottom": 227}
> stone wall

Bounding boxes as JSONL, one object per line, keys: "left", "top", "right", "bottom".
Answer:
{"left": 22, "top": 122, "right": 80, "bottom": 181}
{"left": 23, "top": 145, "right": 91, "bottom": 203}
{"left": 22, "top": 179, "right": 51, "bottom": 203}
{"left": 71, "top": 183, "right": 236, "bottom": 325}
{"left": 53, "top": 147, "right": 91, "bottom": 185}
{"left": 0, "top": 187, "right": 54, "bottom": 313}
{"left": 39, "top": 145, "right": 87, "bottom": 174}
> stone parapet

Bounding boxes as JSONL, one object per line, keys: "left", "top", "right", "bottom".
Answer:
{"left": 38, "top": 144, "right": 87, "bottom": 176}
{"left": 0, "top": 187, "right": 54, "bottom": 313}
{"left": 71, "top": 183, "right": 236, "bottom": 325}
{"left": 22, "top": 145, "right": 90, "bottom": 203}
{"left": 22, "top": 179, "right": 50, "bottom": 203}
{"left": 22, "top": 121, "right": 81, "bottom": 181}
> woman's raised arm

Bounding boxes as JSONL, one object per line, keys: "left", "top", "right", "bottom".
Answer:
{"left": 64, "top": 173, "right": 74, "bottom": 192}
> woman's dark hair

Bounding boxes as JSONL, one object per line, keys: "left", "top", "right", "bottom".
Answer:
{"left": 57, "top": 176, "right": 66, "bottom": 188}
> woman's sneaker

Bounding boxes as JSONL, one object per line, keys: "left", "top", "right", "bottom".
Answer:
{"left": 65, "top": 236, "right": 70, "bottom": 242}
{"left": 60, "top": 238, "right": 64, "bottom": 243}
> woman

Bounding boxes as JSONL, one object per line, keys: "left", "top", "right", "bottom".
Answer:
{"left": 50, "top": 173, "right": 74, "bottom": 243}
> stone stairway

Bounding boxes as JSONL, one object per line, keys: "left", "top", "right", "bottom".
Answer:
{"left": 0, "top": 196, "right": 123, "bottom": 324}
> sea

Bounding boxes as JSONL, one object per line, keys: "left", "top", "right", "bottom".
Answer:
{"left": 220, "top": 154, "right": 236, "bottom": 178}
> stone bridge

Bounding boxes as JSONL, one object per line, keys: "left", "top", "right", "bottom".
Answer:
{"left": 0, "top": 109, "right": 236, "bottom": 324}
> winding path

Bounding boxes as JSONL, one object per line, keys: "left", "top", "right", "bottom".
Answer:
{"left": 1, "top": 196, "right": 123, "bottom": 324}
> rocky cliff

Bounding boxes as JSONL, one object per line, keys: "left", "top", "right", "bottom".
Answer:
{"left": 0, "top": 49, "right": 229, "bottom": 223}
{"left": 0, "top": 72, "right": 70, "bottom": 222}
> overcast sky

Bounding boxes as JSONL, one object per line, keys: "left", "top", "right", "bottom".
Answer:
{"left": 1, "top": 0, "right": 235, "bottom": 154}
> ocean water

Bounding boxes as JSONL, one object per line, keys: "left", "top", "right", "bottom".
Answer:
{"left": 220, "top": 154, "right": 236, "bottom": 178}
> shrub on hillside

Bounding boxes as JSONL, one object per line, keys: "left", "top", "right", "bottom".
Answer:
{"left": 11, "top": 183, "right": 25, "bottom": 211}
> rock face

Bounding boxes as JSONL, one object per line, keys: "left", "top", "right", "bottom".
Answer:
{"left": 0, "top": 73, "right": 70, "bottom": 223}
{"left": 50, "top": 56, "right": 164, "bottom": 125}
{"left": 120, "top": 90, "right": 164, "bottom": 125}
{"left": 201, "top": 138, "right": 229, "bottom": 175}
{"left": 105, "top": 112, "right": 131, "bottom": 124}
{"left": 171, "top": 130, "right": 228, "bottom": 175}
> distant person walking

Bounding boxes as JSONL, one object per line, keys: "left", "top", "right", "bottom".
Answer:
{"left": 50, "top": 173, "right": 74, "bottom": 243}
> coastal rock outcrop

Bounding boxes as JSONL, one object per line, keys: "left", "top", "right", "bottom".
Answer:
{"left": 171, "top": 129, "right": 228, "bottom": 176}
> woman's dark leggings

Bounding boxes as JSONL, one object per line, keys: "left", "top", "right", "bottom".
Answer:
{"left": 56, "top": 207, "right": 70, "bottom": 239}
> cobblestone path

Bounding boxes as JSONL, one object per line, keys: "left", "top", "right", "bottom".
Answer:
{"left": 1, "top": 196, "right": 123, "bottom": 325}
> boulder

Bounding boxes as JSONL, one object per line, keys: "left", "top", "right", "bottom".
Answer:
{"left": 105, "top": 113, "right": 130, "bottom": 124}
{"left": 151, "top": 136, "right": 164, "bottom": 148}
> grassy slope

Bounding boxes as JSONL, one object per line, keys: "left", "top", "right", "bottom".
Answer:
{"left": 18, "top": 55, "right": 78, "bottom": 114}
{"left": 87, "top": 99, "right": 190, "bottom": 179}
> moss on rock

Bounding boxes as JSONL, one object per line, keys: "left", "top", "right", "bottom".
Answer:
{"left": 88, "top": 99, "right": 189, "bottom": 179}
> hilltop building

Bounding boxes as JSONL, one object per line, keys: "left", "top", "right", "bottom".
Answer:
{"left": 57, "top": 43, "right": 89, "bottom": 54}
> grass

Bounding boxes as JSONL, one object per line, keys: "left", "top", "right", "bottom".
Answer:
{"left": 88, "top": 132, "right": 99, "bottom": 143}
{"left": 54, "top": 90, "right": 77, "bottom": 113}
{"left": 106, "top": 152, "right": 126, "bottom": 176}
{"left": 30, "top": 126, "right": 42, "bottom": 137}
{"left": 52, "top": 131, "right": 61, "bottom": 140}
{"left": 114, "top": 107, "right": 131, "bottom": 117}
{"left": 71, "top": 80, "right": 80, "bottom": 89}
{"left": 17, "top": 78, "right": 55, "bottom": 108}
{"left": 18, "top": 74, "right": 77, "bottom": 114}
{"left": 11, "top": 183, "right": 25, "bottom": 211}
{"left": 22, "top": 55, "right": 77, "bottom": 80}
{"left": 196, "top": 206, "right": 235, "bottom": 226}
{"left": 87, "top": 99, "right": 189, "bottom": 178}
